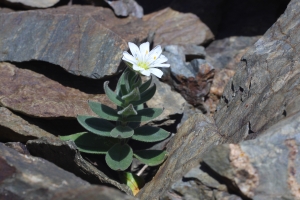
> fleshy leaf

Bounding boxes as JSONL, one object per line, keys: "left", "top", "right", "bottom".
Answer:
{"left": 110, "top": 126, "right": 134, "bottom": 138}
{"left": 104, "top": 81, "right": 124, "bottom": 106}
{"left": 131, "top": 76, "right": 142, "bottom": 89}
{"left": 105, "top": 143, "right": 133, "bottom": 171}
{"left": 117, "top": 104, "right": 137, "bottom": 117}
{"left": 60, "top": 132, "right": 118, "bottom": 154}
{"left": 120, "top": 172, "right": 145, "bottom": 196}
{"left": 132, "top": 84, "right": 156, "bottom": 106}
{"left": 77, "top": 115, "right": 114, "bottom": 137}
{"left": 139, "top": 76, "right": 152, "bottom": 93}
{"left": 126, "top": 108, "right": 163, "bottom": 122}
{"left": 122, "top": 87, "right": 140, "bottom": 102}
{"left": 88, "top": 101, "right": 120, "bottom": 121}
{"left": 116, "top": 68, "right": 129, "bottom": 96}
{"left": 132, "top": 126, "right": 170, "bottom": 142}
{"left": 134, "top": 150, "right": 167, "bottom": 166}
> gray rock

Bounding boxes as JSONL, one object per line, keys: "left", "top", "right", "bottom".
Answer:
{"left": 203, "top": 111, "right": 300, "bottom": 199}
{"left": 0, "top": 142, "right": 137, "bottom": 200}
{"left": 0, "top": 106, "right": 54, "bottom": 143}
{"left": 104, "top": 0, "right": 143, "bottom": 18}
{"left": 137, "top": 113, "right": 224, "bottom": 199}
{"left": 26, "top": 137, "right": 132, "bottom": 195}
{"left": 5, "top": 142, "right": 30, "bottom": 155}
{"left": 0, "top": 6, "right": 149, "bottom": 79}
{"left": 214, "top": 0, "right": 300, "bottom": 142}
{"left": 0, "top": 0, "right": 59, "bottom": 8}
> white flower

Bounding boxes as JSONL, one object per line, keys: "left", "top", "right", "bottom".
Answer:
{"left": 122, "top": 42, "right": 170, "bottom": 78}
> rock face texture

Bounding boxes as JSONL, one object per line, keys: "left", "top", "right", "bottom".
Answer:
{"left": 137, "top": 113, "right": 224, "bottom": 199}
{"left": 203, "top": 111, "right": 300, "bottom": 200}
{"left": 0, "top": 6, "right": 148, "bottom": 79}
{"left": 0, "top": 142, "right": 137, "bottom": 200}
{"left": 0, "top": 107, "right": 54, "bottom": 142}
{"left": 0, "top": 62, "right": 114, "bottom": 118}
{"left": 104, "top": 0, "right": 144, "bottom": 18}
{"left": 143, "top": 8, "right": 214, "bottom": 47}
{"left": 215, "top": 0, "right": 300, "bottom": 142}
{"left": 26, "top": 137, "right": 132, "bottom": 194}
{"left": 0, "top": 0, "right": 59, "bottom": 8}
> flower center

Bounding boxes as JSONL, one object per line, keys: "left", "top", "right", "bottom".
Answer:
{"left": 137, "top": 61, "right": 149, "bottom": 70}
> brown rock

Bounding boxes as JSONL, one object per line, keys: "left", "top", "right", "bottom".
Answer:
{"left": 143, "top": 8, "right": 214, "bottom": 47}
{"left": 0, "top": 6, "right": 149, "bottom": 79}
{"left": 0, "top": 107, "right": 54, "bottom": 142}
{"left": 0, "top": 62, "right": 114, "bottom": 118}
{"left": 136, "top": 113, "right": 224, "bottom": 199}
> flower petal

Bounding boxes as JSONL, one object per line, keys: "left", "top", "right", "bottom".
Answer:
{"left": 140, "top": 69, "right": 151, "bottom": 76}
{"left": 132, "top": 64, "right": 144, "bottom": 72}
{"left": 149, "top": 68, "right": 163, "bottom": 78}
{"left": 152, "top": 55, "right": 168, "bottom": 65}
{"left": 147, "top": 45, "right": 162, "bottom": 64}
{"left": 150, "top": 63, "right": 170, "bottom": 68}
{"left": 139, "top": 42, "right": 150, "bottom": 61}
{"left": 122, "top": 51, "right": 137, "bottom": 65}
{"left": 128, "top": 42, "right": 142, "bottom": 61}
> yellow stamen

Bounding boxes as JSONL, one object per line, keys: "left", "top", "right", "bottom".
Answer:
{"left": 146, "top": 50, "right": 149, "bottom": 54}
{"left": 154, "top": 56, "right": 156, "bottom": 60}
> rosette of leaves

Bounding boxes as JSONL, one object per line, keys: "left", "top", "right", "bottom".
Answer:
{"left": 60, "top": 68, "right": 170, "bottom": 171}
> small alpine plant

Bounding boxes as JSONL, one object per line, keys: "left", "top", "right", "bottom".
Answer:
{"left": 60, "top": 42, "right": 170, "bottom": 172}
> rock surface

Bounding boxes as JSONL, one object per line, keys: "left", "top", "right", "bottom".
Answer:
{"left": 0, "top": 107, "right": 54, "bottom": 142}
{"left": 0, "top": 6, "right": 149, "bottom": 79}
{"left": 143, "top": 8, "right": 214, "bottom": 47}
{"left": 26, "top": 137, "right": 132, "bottom": 194}
{"left": 215, "top": 0, "right": 300, "bottom": 142}
{"left": 104, "top": 0, "right": 143, "bottom": 18}
{"left": 0, "top": 142, "right": 136, "bottom": 200}
{"left": 0, "top": 62, "right": 114, "bottom": 118}
{"left": 0, "top": 0, "right": 59, "bottom": 8}
{"left": 136, "top": 113, "right": 224, "bottom": 199}
{"left": 203, "top": 111, "right": 300, "bottom": 199}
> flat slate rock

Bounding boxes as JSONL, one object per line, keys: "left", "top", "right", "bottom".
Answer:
{"left": 0, "top": 107, "right": 54, "bottom": 142}
{"left": 0, "top": 142, "right": 137, "bottom": 200}
{"left": 0, "top": 62, "right": 114, "bottom": 118}
{"left": 214, "top": 0, "right": 300, "bottom": 142}
{"left": 143, "top": 8, "right": 214, "bottom": 47}
{"left": 203, "top": 111, "right": 300, "bottom": 199}
{"left": 136, "top": 113, "right": 224, "bottom": 199}
{"left": 0, "top": 6, "right": 148, "bottom": 79}
{"left": 26, "top": 137, "right": 132, "bottom": 195}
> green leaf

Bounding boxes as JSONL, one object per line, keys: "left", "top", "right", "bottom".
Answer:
{"left": 117, "top": 104, "right": 137, "bottom": 117}
{"left": 77, "top": 115, "right": 115, "bottom": 137}
{"left": 124, "top": 71, "right": 131, "bottom": 92}
{"left": 119, "top": 172, "right": 145, "bottom": 196}
{"left": 116, "top": 68, "right": 129, "bottom": 96}
{"left": 88, "top": 101, "right": 120, "bottom": 121}
{"left": 134, "top": 150, "right": 167, "bottom": 166}
{"left": 105, "top": 143, "right": 133, "bottom": 171}
{"left": 110, "top": 126, "right": 134, "bottom": 138}
{"left": 126, "top": 108, "right": 163, "bottom": 122}
{"left": 104, "top": 81, "right": 124, "bottom": 106}
{"left": 139, "top": 76, "right": 152, "bottom": 93}
{"left": 131, "top": 84, "right": 156, "bottom": 106}
{"left": 122, "top": 87, "right": 140, "bottom": 102}
{"left": 132, "top": 76, "right": 142, "bottom": 89}
{"left": 60, "top": 132, "right": 118, "bottom": 154}
{"left": 132, "top": 126, "right": 170, "bottom": 142}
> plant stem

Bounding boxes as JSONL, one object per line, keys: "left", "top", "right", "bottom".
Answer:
{"left": 136, "top": 164, "right": 148, "bottom": 176}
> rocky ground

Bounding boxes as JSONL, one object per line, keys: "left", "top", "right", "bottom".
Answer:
{"left": 1, "top": 0, "right": 299, "bottom": 199}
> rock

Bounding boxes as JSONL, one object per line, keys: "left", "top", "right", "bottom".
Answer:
{"left": 0, "top": 62, "right": 114, "bottom": 118}
{"left": 143, "top": 8, "right": 214, "bottom": 47}
{"left": 171, "top": 59, "right": 215, "bottom": 107}
{"left": 5, "top": 142, "right": 30, "bottom": 155}
{"left": 0, "top": 106, "right": 54, "bottom": 142}
{"left": 0, "top": 142, "right": 137, "bottom": 200}
{"left": 146, "top": 76, "right": 186, "bottom": 126}
{"left": 214, "top": 0, "right": 300, "bottom": 142}
{"left": 203, "top": 111, "right": 300, "bottom": 199}
{"left": 164, "top": 44, "right": 206, "bottom": 61}
{"left": 0, "top": 0, "right": 59, "bottom": 8}
{"left": 136, "top": 113, "right": 224, "bottom": 199}
{"left": 0, "top": 6, "right": 149, "bottom": 79}
{"left": 26, "top": 137, "right": 132, "bottom": 195}
{"left": 104, "top": 0, "right": 143, "bottom": 18}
